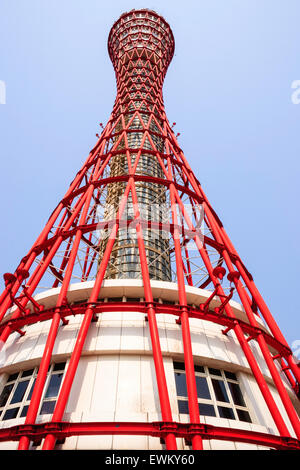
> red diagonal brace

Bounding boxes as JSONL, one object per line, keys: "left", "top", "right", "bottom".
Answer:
{"left": 8, "top": 292, "right": 30, "bottom": 316}
{"left": 214, "top": 287, "right": 235, "bottom": 314}
{"left": 60, "top": 299, "right": 78, "bottom": 325}
{"left": 199, "top": 284, "right": 220, "bottom": 313}
{"left": 21, "top": 286, "right": 44, "bottom": 314}
{"left": 222, "top": 319, "right": 239, "bottom": 336}
{"left": 15, "top": 328, "right": 26, "bottom": 337}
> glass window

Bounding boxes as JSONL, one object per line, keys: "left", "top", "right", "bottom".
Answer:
{"left": 178, "top": 400, "right": 189, "bottom": 414}
{"left": 40, "top": 400, "right": 56, "bottom": 415}
{"left": 27, "top": 379, "right": 36, "bottom": 401}
{"left": 218, "top": 406, "right": 235, "bottom": 420}
{"left": 21, "top": 369, "right": 34, "bottom": 378}
{"left": 53, "top": 363, "right": 66, "bottom": 372}
{"left": 199, "top": 403, "right": 216, "bottom": 417}
{"left": 44, "top": 374, "right": 63, "bottom": 398}
{"left": 0, "top": 384, "right": 14, "bottom": 407}
{"left": 194, "top": 365, "right": 205, "bottom": 374}
{"left": 7, "top": 373, "right": 18, "bottom": 382}
{"left": 10, "top": 380, "right": 30, "bottom": 404}
{"left": 224, "top": 371, "right": 237, "bottom": 381}
{"left": 195, "top": 376, "right": 211, "bottom": 400}
{"left": 228, "top": 381, "right": 246, "bottom": 407}
{"left": 173, "top": 362, "right": 252, "bottom": 423}
{"left": 173, "top": 362, "right": 185, "bottom": 371}
{"left": 211, "top": 379, "right": 229, "bottom": 403}
{"left": 236, "top": 409, "right": 252, "bottom": 423}
{"left": 208, "top": 368, "right": 222, "bottom": 377}
{"left": 0, "top": 362, "right": 66, "bottom": 421}
{"left": 3, "top": 407, "right": 19, "bottom": 421}
{"left": 174, "top": 372, "right": 187, "bottom": 397}
{"left": 20, "top": 405, "right": 29, "bottom": 418}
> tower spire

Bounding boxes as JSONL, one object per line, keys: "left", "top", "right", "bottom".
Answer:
{"left": 0, "top": 9, "right": 299, "bottom": 452}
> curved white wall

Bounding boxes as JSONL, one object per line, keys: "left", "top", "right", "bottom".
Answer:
{"left": 0, "top": 281, "right": 298, "bottom": 450}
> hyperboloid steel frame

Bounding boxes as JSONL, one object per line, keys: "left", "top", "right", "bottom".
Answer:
{"left": 0, "top": 9, "right": 299, "bottom": 451}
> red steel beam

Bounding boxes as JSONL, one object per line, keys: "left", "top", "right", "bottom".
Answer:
{"left": 0, "top": 9, "right": 298, "bottom": 454}
{"left": 40, "top": 179, "right": 133, "bottom": 450}
{"left": 0, "top": 302, "right": 293, "bottom": 361}
{"left": 125, "top": 138, "right": 177, "bottom": 450}
{"left": 167, "top": 149, "right": 202, "bottom": 450}
{"left": 18, "top": 184, "right": 98, "bottom": 450}
{"left": 0, "top": 421, "right": 299, "bottom": 450}
{"left": 172, "top": 190, "right": 293, "bottom": 437}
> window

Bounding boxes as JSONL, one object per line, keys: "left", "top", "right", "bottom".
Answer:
{"left": 174, "top": 362, "right": 252, "bottom": 423}
{"left": 0, "top": 362, "right": 66, "bottom": 421}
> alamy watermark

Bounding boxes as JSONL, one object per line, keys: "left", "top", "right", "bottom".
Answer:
{"left": 291, "top": 80, "right": 300, "bottom": 104}
{"left": 0, "top": 80, "right": 6, "bottom": 104}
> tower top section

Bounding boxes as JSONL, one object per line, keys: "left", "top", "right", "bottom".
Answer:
{"left": 108, "top": 9, "right": 175, "bottom": 75}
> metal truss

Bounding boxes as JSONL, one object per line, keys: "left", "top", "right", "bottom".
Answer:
{"left": 0, "top": 9, "right": 299, "bottom": 451}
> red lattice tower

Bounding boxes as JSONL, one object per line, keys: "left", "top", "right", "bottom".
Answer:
{"left": 0, "top": 9, "right": 299, "bottom": 451}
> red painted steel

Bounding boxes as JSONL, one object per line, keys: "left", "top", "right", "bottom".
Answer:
{"left": 1, "top": 420, "right": 300, "bottom": 451}
{"left": 167, "top": 155, "right": 203, "bottom": 450}
{"left": 0, "top": 8, "right": 298, "bottom": 451}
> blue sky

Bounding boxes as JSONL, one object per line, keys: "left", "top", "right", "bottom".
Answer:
{"left": 0, "top": 0, "right": 299, "bottom": 348}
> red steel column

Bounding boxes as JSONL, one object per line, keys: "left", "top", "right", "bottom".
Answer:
{"left": 0, "top": 132, "right": 109, "bottom": 322}
{"left": 167, "top": 152, "right": 203, "bottom": 450}
{"left": 202, "top": 197, "right": 300, "bottom": 386}
{"left": 121, "top": 127, "right": 178, "bottom": 449}
{"left": 128, "top": 173, "right": 177, "bottom": 450}
{"left": 173, "top": 138, "right": 300, "bottom": 387}
{"left": 41, "top": 181, "right": 133, "bottom": 450}
{"left": 18, "top": 184, "right": 97, "bottom": 450}
{"left": 173, "top": 190, "right": 292, "bottom": 437}
{"left": 198, "top": 205, "right": 300, "bottom": 438}
{"left": 0, "top": 194, "right": 90, "bottom": 344}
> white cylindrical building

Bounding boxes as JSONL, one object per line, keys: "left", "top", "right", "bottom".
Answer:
{"left": 0, "top": 280, "right": 299, "bottom": 450}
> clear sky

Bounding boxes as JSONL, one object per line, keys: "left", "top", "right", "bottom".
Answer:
{"left": 0, "top": 0, "right": 299, "bottom": 349}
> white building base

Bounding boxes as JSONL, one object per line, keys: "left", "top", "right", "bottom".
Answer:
{"left": 0, "top": 280, "right": 298, "bottom": 450}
